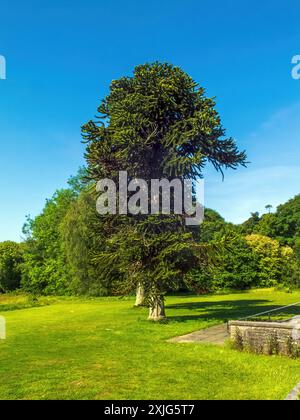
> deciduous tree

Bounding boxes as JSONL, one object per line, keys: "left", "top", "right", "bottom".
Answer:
{"left": 0, "top": 241, "right": 23, "bottom": 292}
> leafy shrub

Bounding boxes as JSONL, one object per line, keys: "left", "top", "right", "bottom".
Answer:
{"left": 0, "top": 242, "right": 24, "bottom": 292}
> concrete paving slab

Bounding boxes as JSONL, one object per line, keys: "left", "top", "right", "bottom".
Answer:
{"left": 168, "top": 324, "right": 229, "bottom": 345}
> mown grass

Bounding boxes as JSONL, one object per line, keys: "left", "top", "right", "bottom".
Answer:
{"left": 0, "top": 294, "right": 58, "bottom": 312}
{"left": 1, "top": 289, "right": 300, "bottom": 400}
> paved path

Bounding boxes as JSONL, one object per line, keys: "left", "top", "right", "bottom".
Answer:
{"left": 168, "top": 323, "right": 229, "bottom": 345}
{"left": 285, "top": 382, "right": 300, "bottom": 400}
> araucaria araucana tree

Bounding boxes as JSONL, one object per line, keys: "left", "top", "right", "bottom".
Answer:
{"left": 83, "top": 62, "right": 247, "bottom": 320}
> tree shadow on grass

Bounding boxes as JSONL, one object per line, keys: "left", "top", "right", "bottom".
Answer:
{"left": 166, "top": 299, "right": 300, "bottom": 323}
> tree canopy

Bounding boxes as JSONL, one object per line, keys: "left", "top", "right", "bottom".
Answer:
{"left": 83, "top": 63, "right": 246, "bottom": 182}
{"left": 6, "top": 63, "right": 300, "bottom": 309}
{"left": 242, "top": 195, "right": 300, "bottom": 246}
{"left": 0, "top": 241, "right": 24, "bottom": 292}
{"left": 82, "top": 62, "right": 247, "bottom": 320}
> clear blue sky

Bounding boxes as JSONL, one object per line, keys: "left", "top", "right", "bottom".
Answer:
{"left": 1, "top": 0, "right": 300, "bottom": 241}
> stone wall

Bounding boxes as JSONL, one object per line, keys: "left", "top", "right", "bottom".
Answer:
{"left": 228, "top": 319, "right": 300, "bottom": 357}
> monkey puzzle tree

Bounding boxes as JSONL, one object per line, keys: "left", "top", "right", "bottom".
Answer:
{"left": 83, "top": 62, "right": 246, "bottom": 320}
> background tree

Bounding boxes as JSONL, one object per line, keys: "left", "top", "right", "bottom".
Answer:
{"left": 60, "top": 189, "right": 110, "bottom": 296}
{"left": 83, "top": 62, "right": 247, "bottom": 320}
{"left": 198, "top": 209, "right": 227, "bottom": 242}
{"left": 286, "top": 238, "right": 300, "bottom": 289}
{"left": 243, "top": 195, "right": 300, "bottom": 247}
{"left": 211, "top": 229, "right": 260, "bottom": 290}
{"left": 271, "top": 195, "right": 300, "bottom": 246}
{"left": 22, "top": 189, "right": 76, "bottom": 295}
{"left": 265, "top": 204, "right": 273, "bottom": 214}
{"left": 0, "top": 241, "right": 24, "bottom": 292}
{"left": 240, "top": 212, "right": 261, "bottom": 234}
{"left": 252, "top": 213, "right": 277, "bottom": 238}
{"left": 22, "top": 168, "right": 90, "bottom": 295}
{"left": 245, "top": 234, "right": 293, "bottom": 287}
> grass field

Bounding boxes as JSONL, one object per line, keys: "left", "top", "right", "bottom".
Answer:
{"left": 1, "top": 289, "right": 300, "bottom": 400}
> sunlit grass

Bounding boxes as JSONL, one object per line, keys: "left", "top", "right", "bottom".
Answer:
{"left": 0, "top": 293, "right": 58, "bottom": 312}
{"left": 0, "top": 289, "right": 300, "bottom": 400}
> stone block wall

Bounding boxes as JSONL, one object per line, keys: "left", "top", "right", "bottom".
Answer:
{"left": 228, "top": 320, "right": 300, "bottom": 357}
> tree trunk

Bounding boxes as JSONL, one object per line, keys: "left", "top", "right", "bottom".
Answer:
{"left": 134, "top": 283, "right": 145, "bottom": 307}
{"left": 148, "top": 296, "right": 166, "bottom": 321}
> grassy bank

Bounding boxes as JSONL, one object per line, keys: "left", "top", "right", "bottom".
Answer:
{"left": 0, "top": 289, "right": 300, "bottom": 400}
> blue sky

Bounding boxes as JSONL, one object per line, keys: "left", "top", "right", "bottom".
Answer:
{"left": 0, "top": 0, "right": 300, "bottom": 241}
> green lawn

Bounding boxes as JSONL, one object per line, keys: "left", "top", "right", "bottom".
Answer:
{"left": 1, "top": 289, "right": 300, "bottom": 400}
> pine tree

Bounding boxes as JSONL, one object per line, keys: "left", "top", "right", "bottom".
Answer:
{"left": 82, "top": 63, "right": 247, "bottom": 320}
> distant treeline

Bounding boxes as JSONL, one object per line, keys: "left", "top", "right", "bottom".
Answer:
{"left": 1, "top": 168, "right": 300, "bottom": 295}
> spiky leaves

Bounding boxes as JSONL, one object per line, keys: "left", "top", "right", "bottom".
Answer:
{"left": 82, "top": 63, "right": 247, "bottom": 319}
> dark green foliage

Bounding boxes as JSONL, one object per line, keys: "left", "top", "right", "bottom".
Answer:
{"left": 192, "top": 221, "right": 260, "bottom": 292}
{"left": 21, "top": 168, "right": 94, "bottom": 296}
{"left": 252, "top": 213, "right": 278, "bottom": 238}
{"left": 238, "top": 195, "right": 300, "bottom": 290}
{"left": 240, "top": 212, "right": 261, "bottom": 234}
{"left": 22, "top": 189, "right": 76, "bottom": 295}
{"left": 184, "top": 269, "right": 214, "bottom": 295}
{"left": 67, "top": 166, "right": 90, "bottom": 194}
{"left": 97, "top": 215, "right": 200, "bottom": 299}
{"left": 194, "top": 226, "right": 296, "bottom": 292}
{"left": 0, "top": 241, "right": 24, "bottom": 292}
{"left": 82, "top": 63, "right": 246, "bottom": 317}
{"left": 199, "top": 208, "right": 241, "bottom": 242}
{"left": 281, "top": 238, "right": 300, "bottom": 290}
{"left": 214, "top": 231, "right": 260, "bottom": 290}
{"left": 243, "top": 195, "right": 300, "bottom": 247}
{"left": 274, "top": 195, "right": 300, "bottom": 246}
{"left": 83, "top": 63, "right": 246, "bottom": 182}
{"left": 238, "top": 195, "right": 300, "bottom": 291}
{"left": 9, "top": 64, "right": 300, "bottom": 299}
{"left": 60, "top": 190, "right": 110, "bottom": 296}
{"left": 198, "top": 209, "right": 226, "bottom": 242}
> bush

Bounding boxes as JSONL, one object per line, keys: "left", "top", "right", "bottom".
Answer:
{"left": 184, "top": 269, "right": 213, "bottom": 294}
{"left": 0, "top": 242, "right": 24, "bottom": 292}
{"left": 214, "top": 233, "right": 260, "bottom": 290}
{"left": 21, "top": 189, "right": 76, "bottom": 295}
